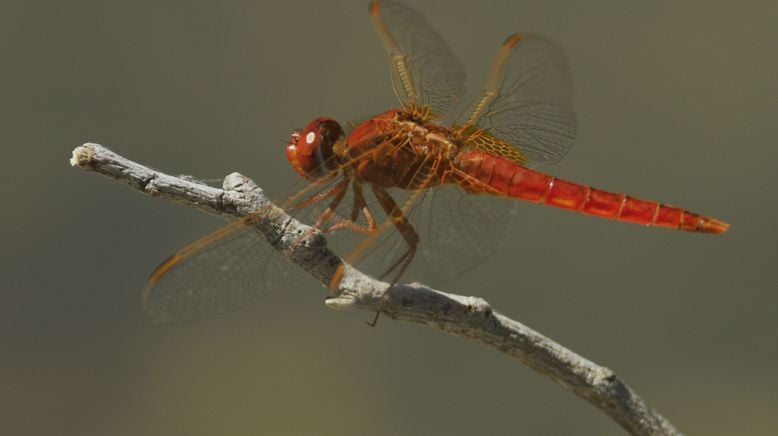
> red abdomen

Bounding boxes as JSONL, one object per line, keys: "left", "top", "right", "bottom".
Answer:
{"left": 455, "top": 151, "right": 729, "bottom": 233}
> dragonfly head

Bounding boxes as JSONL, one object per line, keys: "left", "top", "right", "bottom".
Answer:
{"left": 286, "top": 117, "right": 344, "bottom": 180}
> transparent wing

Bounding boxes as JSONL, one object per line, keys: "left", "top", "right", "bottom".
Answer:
{"left": 142, "top": 139, "right": 401, "bottom": 325}
{"left": 143, "top": 169, "right": 355, "bottom": 325}
{"left": 369, "top": 0, "right": 466, "bottom": 118}
{"left": 406, "top": 185, "right": 518, "bottom": 284}
{"left": 459, "top": 33, "right": 577, "bottom": 168}
{"left": 142, "top": 212, "right": 307, "bottom": 325}
{"left": 337, "top": 182, "right": 518, "bottom": 288}
{"left": 144, "top": 182, "right": 519, "bottom": 326}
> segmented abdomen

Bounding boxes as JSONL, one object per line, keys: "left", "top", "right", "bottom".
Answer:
{"left": 455, "top": 151, "right": 729, "bottom": 233}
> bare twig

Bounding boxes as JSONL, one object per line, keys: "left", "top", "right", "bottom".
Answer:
{"left": 70, "top": 142, "right": 680, "bottom": 435}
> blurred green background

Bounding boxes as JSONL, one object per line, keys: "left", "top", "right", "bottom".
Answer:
{"left": 2, "top": 0, "right": 776, "bottom": 434}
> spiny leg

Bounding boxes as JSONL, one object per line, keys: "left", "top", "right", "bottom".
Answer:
{"left": 287, "top": 177, "right": 351, "bottom": 253}
{"left": 327, "top": 185, "right": 424, "bottom": 326}
{"left": 322, "top": 182, "right": 378, "bottom": 235}
{"left": 372, "top": 186, "right": 420, "bottom": 282}
{"left": 366, "top": 186, "right": 421, "bottom": 326}
{"left": 281, "top": 171, "right": 339, "bottom": 210}
{"left": 366, "top": 153, "right": 442, "bottom": 325}
{"left": 312, "top": 178, "right": 351, "bottom": 229}
{"left": 289, "top": 176, "right": 348, "bottom": 213}
{"left": 327, "top": 154, "right": 436, "bottom": 325}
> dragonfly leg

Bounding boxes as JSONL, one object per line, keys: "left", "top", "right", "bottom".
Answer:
{"left": 286, "top": 178, "right": 352, "bottom": 253}
{"left": 289, "top": 176, "right": 348, "bottom": 213}
{"left": 366, "top": 186, "right": 421, "bottom": 327}
{"left": 372, "top": 187, "right": 420, "bottom": 281}
{"left": 281, "top": 171, "right": 339, "bottom": 210}
{"left": 327, "top": 182, "right": 426, "bottom": 326}
{"left": 321, "top": 182, "right": 378, "bottom": 234}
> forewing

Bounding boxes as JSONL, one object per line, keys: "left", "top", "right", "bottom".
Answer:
{"left": 462, "top": 34, "right": 577, "bottom": 168}
{"left": 370, "top": 0, "right": 466, "bottom": 118}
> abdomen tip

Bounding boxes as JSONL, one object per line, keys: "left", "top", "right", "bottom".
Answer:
{"left": 703, "top": 218, "right": 730, "bottom": 234}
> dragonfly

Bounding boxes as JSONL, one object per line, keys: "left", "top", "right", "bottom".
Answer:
{"left": 143, "top": 0, "right": 729, "bottom": 324}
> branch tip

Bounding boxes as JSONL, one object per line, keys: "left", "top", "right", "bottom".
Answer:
{"left": 70, "top": 143, "right": 97, "bottom": 167}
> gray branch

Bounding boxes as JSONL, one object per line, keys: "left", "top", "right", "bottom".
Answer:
{"left": 70, "top": 142, "right": 680, "bottom": 436}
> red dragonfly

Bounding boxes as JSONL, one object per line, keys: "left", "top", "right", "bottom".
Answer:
{"left": 144, "top": 1, "right": 728, "bottom": 324}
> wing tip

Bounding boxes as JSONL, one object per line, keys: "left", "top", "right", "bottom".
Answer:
{"left": 369, "top": 0, "right": 380, "bottom": 16}
{"left": 142, "top": 253, "right": 182, "bottom": 309}
{"left": 147, "top": 253, "right": 181, "bottom": 285}
{"left": 503, "top": 33, "right": 525, "bottom": 49}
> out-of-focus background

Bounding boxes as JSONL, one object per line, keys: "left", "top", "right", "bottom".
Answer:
{"left": 2, "top": 0, "right": 776, "bottom": 434}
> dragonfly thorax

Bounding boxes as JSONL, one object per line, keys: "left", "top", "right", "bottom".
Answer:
{"left": 336, "top": 109, "right": 458, "bottom": 190}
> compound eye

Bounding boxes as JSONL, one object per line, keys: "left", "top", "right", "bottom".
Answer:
{"left": 304, "top": 118, "right": 344, "bottom": 161}
{"left": 285, "top": 117, "right": 344, "bottom": 180}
